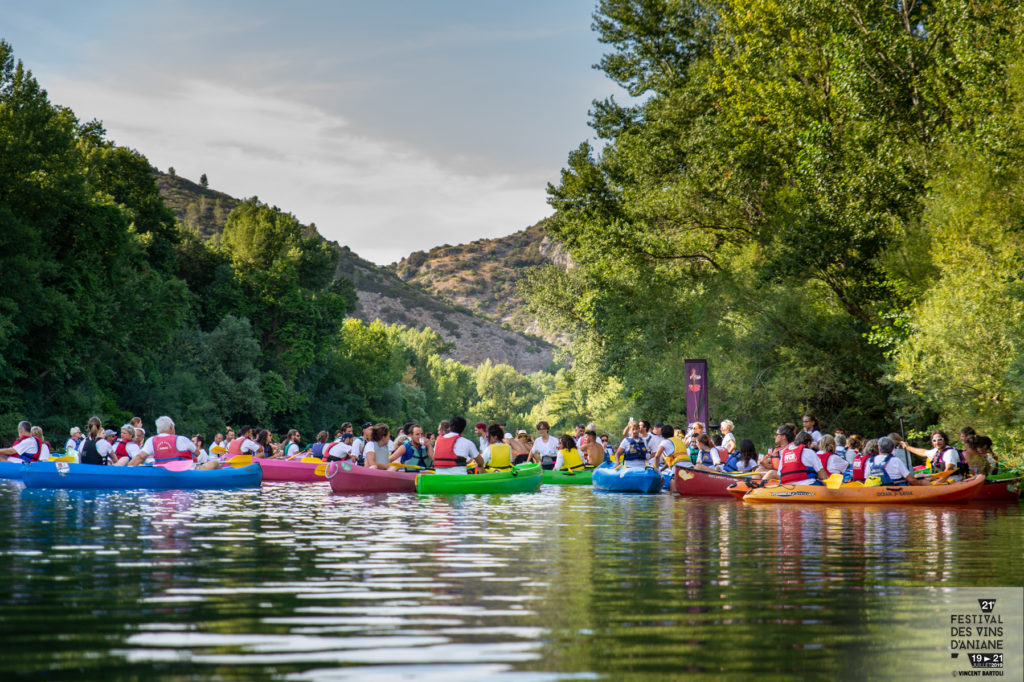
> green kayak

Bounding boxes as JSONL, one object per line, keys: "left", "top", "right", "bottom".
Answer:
{"left": 541, "top": 468, "right": 594, "bottom": 485}
{"left": 416, "top": 463, "right": 541, "bottom": 494}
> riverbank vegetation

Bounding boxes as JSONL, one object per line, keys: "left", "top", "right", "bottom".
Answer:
{"left": 525, "top": 1, "right": 1024, "bottom": 461}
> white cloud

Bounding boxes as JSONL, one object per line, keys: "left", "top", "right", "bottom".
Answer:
{"left": 44, "top": 77, "right": 551, "bottom": 265}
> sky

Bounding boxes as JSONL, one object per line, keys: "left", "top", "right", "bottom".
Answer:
{"left": 1, "top": 1, "right": 615, "bottom": 264}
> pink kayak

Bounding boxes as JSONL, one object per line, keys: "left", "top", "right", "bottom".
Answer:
{"left": 241, "top": 457, "right": 326, "bottom": 482}
{"left": 326, "top": 461, "right": 417, "bottom": 493}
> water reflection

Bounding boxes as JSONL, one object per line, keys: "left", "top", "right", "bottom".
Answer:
{"left": 0, "top": 481, "right": 1019, "bottom": 680}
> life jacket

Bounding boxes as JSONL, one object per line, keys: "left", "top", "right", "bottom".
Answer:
{"left": 488, "top": 443, "right": 513, "bottom": 470}
{"left": 723, "top": 454, "right": 755, "bottom": 473}
{"left": 667, "top": 436, "right": 688, "bottom": 465}
{"left": 80, "top": 437, "right": 104, "bottom": 465}
{"left": 12, "top": 435, "right": 42, "bottom": 463}
{"left": 152, "top": 434, "right": 192, "bottom": 463}
{"left": 113, "top": 438, "right": 131, "bottom": 459}
{"left": 622, "top": 437, "right": 648, "bottom": 462}
{"left": 766, "top": 446, "right": 782, "bottom": 470}
{"left": 868, "top": 454, "right": 905, "bottom": 485}
{"left": 928, "top": 447, "right": 960, "bottom": 474}
{"left": 779, "top": 445, "right": 816, "bottom": 484}
{"left": 401, "top": 443, "right": 431, "bottom": 469}
{"left": 559, "top": 447, "right": 585, "bottom": 472}
{"left": 434, "top": 434, "right": 464, "bottom": 468}
{"left": 311, "top": 442, "right": 324, "bottom": 459}
{"left": 227, "top": 437, "right": 246, "bottom": 455}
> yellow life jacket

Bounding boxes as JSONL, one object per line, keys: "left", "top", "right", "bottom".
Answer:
{"left": 489, "top": 442, "right": 512, "bottom": 470}
{"left": 560, "top": 447, "right": 585, "bottom": 472}
{"left": 667, "top": 436, "right": 688, "bottom": 465}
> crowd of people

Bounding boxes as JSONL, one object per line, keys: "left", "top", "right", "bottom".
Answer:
{"left": 0, "top": 412, "right": 1004, "bottom": 485}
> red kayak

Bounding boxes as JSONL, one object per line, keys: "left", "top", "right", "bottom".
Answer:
{"left": 326, "top": 461, "right": 417, "bottom": 493}
{"left": 674, "top": 467, "right": 755, "bottom": 497}
{"left": 971, "top": 475, "right": 1022, "bottom": 502}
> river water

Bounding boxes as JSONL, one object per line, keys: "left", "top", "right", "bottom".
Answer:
{"left": 0, "top": 480, "right": 1020, "bottom": 680}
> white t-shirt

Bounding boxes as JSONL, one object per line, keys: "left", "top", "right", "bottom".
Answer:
{"left": 124, "top": 441, "right": 141, "bottom": 459}
{"left": 232, "top": 437, "right": 260, "bottom": 456}
{"left": 645, "top": 433, "right": 664, "bottom": 455}
{"left": 656, "top": 439, "right": 676, "bottom": 461}
{"left": 478, "top": 435, "right": 488, "bottom": 453}
{"left": 323, "top": 441, "right": 353, "bottom": 460}
{"left": 95, "top": 438, "right": 113, "bottom": 461}
{"left": 721, "top": 432, "right": 736, "bottom": 453}
{"left": 196, "top": 448, "right": 215, "bottom": 465}
{"left": 616, "top": 438, "right": 651, "bottom": 469}
{"left": 141, "top": 434, "right": 196, "bottom": 463}
{"left": 65, "top": 437, "right": 82, "bottom": 453}
{"left": 11, "top": 437, "right": 40, "bottom": 461}
{"left": 284, "top": 442, "right": 302, "bottom": 458}
{"left": 823, "top": 453, "right": 849, "bottom": 475}
{"left": 868, "top": 453, "right": 911, "bottom": 482}
{"left": 531, "top": 435, "right": 559, "bottom": 463}
{"left": 351, "top": 437, "right": 366, "bottom": 460}
{"left": 435, "top": 433, "right": 480, "bottom": 474}
{"left": 38, "top": 442, "right": 51, "bottom": 461}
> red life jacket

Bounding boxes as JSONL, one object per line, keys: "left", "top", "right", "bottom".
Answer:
{"left": 13, "top": 435, "right": 42, "bottom": 462}
{"left": 849, "top": 450, "right": 867, "bottom": 481}
{"left": 113, "top": 438, "right": 131, "bottom": 459}
{"left": 227, "top": 437, "right": 246, "bottom": 455}
{"left": 434, "top": 434, "right": 460, "bottom": 468}
{"left": 779, "top": 444, "right": 815, "bottom": 484}
{"left": 152, "top": 434, "right": 192, "bottom": 463}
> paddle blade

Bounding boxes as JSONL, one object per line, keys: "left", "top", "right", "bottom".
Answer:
{"left": 301, "top": 457, "right": 323, "bottom": 464}
{"left": 225, "top": 455, "right": 253, "bottom": 467}
{"left": 825, "top": 473, "right": 844, "bottom": 489}
{"left": 315, "top": 464, "right": 327, "bottom": 477}
{"left": 156, "top": 460, "right": 193, "bottom": 471}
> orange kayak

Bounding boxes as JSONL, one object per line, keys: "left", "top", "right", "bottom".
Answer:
{"left": 741, "top": 474, "right": 986, "bottom": 504}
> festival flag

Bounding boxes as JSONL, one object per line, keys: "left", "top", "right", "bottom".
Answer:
{"left": 685, "top": 359, "right": 709, "bottom": 430}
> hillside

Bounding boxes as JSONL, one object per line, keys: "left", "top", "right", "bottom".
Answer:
{"left": 153, "top": 170, "right": 555, "bottom": 373}
{"left": 388, "top": 221, "right": 573, "bottom": 339}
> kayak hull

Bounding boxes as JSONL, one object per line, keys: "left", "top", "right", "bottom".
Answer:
{"left": 742, "top": 474, "right": 986, "bottom": 504}
{"left": 674, "top": 468, "right": 754, "bottom": 497}
{"left": 21, "top": 462, "right": 263, "bottom": 489}
{"left": 541, "top": 468, "right": 594, "bottom": 485}
{"left": 253, "top": 458, "right": 325, "bottom": 482}
{"left": 592, "top": 463, "right": 663, "bottom": 494}
{"left": 0, "top": 461, "right": 24, "bottom": 480}
{"left": 416, "top": 463, "right": 541, "bottom": 494}
{"left": 972, "top": 475, "right": 1022, "bottom": 502}
{"left": 326, "top": 461, "right": 417, "bottom": 493}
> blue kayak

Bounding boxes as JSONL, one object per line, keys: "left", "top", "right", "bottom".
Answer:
{"left": 592, "top": 462, "right": 663, "bottom": 494}
{"left": 20, "top": 462, "right": 263, "bottom": 489}
{"left": 0, "top": 461, "right": 24, "bottom": 480}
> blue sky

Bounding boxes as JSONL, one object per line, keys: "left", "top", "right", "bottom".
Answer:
{"left": 2, "top": 1, "right": 614, "bottom": 264}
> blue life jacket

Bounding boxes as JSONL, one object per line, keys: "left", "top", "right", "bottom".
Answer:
{"left": 622, "top": 437, "right": 648, "bottom": 462}
{"left": 868, "top": 454, "right": 906, "bottom": 486}
{"left": 401, "top": 443, "right": 430, "bottom": 469}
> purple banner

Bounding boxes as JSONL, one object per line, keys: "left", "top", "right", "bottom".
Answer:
{"left": 685, "top": 359, "right": 709, "bottom": 430}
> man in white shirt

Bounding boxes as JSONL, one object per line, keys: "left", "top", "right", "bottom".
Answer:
{"left": 130, "top": 416, "right": 219, "bottom": 469}
{"left": 530, "top": 420, "right": 560, "bottom": 469}
{"left": 434, "top": 416, "right": 483, "bottom": 474}
{"left": 352, "top": 422, "right": 372, "bottom": 465}
{"left": 474, "top": 422, "right": 488, "bottom": 453}
{"left": 0, "top": 421, "right": 41, "bottom": 463}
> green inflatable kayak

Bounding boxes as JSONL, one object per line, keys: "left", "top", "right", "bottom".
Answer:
{"left": 541, "top": 468, "right": 593, "bottom": 485}
{"left": 416, "top": 463, "right": 541, "bottom": 494}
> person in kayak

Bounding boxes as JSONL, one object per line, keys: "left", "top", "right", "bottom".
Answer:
{"left": 434, "top": 416, "right": 483, "bottom": 475}
{"left": 390, "top": 423, "right": 432, "bottom": 470}
{"left": 226, "top": 426, "right": 261, "bottom": 458}
{"left": 77, "top": 417, "right": 112, "bottom": 465}
{"left": 65, "top": 426, "right": 84, "bottom": 455}
{"left": 29, "top": 426, "right": 52, "bottom": 461}
{"left": 866, "top": 437, "right": 926, "bottom": 486}
{"left": 801, "top": 414, "right": 823, "bottom": 447}
{"left": 719, "top": 419, "right": 737, "bottom": 454}
{"left": 722, "top": 438, "right": 759, "bottom": 473}
{"left": 478, "top": 423, "right": 513, "bottom": 471}
{"left": 130, "top": 416, "right": 220, "bottom": 469}
{"left": 761, "top": 424, "right": 825, "bottom": 485}
{"left": 363, "top": 424, "right": 392, "bottom": 470}
{"left": 900, "top": 430, "right": 962, "bottom": 476}
{"left": 581, "top": 429, "right": 605, "bottom": 467}
{"left": 692, "top": 434, "right": 724, "bottom": 471}
{"left": 814, "top": 435, "right": 848, "bottom": 476}
{"left": 110, "top": 425, "right": 140, "bottom": 465}
{"left": 554, "top": 433, "right": 587, "bottom": 472}
{"left": 0, "top": 421, "right": 42, "bottom": 463}
{"left": 323, "top": 432, "right": 355, "bottom": 462}
{"left": 651, "top": 425, "right": 683, "bottom": 469}
{"left": 614, "top": 421, "right": 651, "bottom": 470}
{"left": 530, "top": 421, "right": 559, "bottom": 469}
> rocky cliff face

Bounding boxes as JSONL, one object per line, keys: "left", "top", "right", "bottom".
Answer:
{"left": 156, "top": 171, "right": 559, "bottom": 374}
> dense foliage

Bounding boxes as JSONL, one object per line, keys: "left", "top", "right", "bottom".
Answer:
{"left": 526, "top": 0, "right": 1024, "bottom": 456}
{"left": 0, "top": 42, "right": 556, "bottom": 442}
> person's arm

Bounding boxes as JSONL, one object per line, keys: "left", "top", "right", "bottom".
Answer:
{"left": 900, "top": 442, "right": 929, "bottom": 458}
{"left": 389, "top": 443, "right": 407, "bottom": 463}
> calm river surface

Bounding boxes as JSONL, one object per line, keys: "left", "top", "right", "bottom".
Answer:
{"left": 0, "top": 480, "right": 1020, "bottom": 680}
